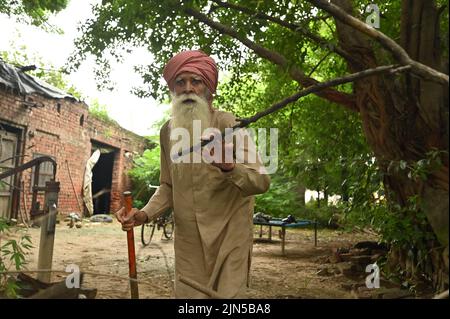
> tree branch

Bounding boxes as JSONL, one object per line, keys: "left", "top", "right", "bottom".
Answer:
{"left": 183, "top": 6, "right": 357, "bottom": 111}
{"left": 175, "top": 64, "right": 411, "bottom": 159}
{"left": 236, "top": 65, "right": 411, "bottom": 127}
{"left": 308, "top": 0, "right": 449, "bottom": 85}
{"left": 308, "top": 51, "right": 332, "bottom": 77}
{"left": 209, "top": 0, "right": 362, "bottom": 68}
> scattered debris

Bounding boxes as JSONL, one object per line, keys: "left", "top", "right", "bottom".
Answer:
{"left": 12, "top": 272, "right": 97, "bottom": 299}
{"left": 90, "top": 214, "right": 113, "bottom": 223}
{"left": 317, "top": 241, "right": 424, "bottom": 299}
{"left": 350, "top": 284, "right": 415, "bottom": 299}
{"left": 68, "top": 213, "right": 82, "bottom": 222}
{"left": 67, "top": 219, "right": 75, "bottom": 228}
{"left": 316, "top": 267, "right": 333, "bottom": 277}
{"left": 64, "top": 213, "right": 85, "bottom": 229}
{"left": 354, "top": 241, "right": 389, "bottom": 251}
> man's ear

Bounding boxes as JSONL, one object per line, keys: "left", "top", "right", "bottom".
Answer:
{"left": 204, "top": 87, "right": 213, "bottom": 104}
{"left": 207, "top": 94, "right": 214, "bottom": 109}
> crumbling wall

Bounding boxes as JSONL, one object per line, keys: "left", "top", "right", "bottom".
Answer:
{"left": 0, "top": 87, "right": 149, "bottom": 219}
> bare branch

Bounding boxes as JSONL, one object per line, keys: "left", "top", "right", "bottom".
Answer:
{"left": 308, "top": 0, "right": 449, "bottom": 85}
{"left": 209, "top": 0, "right": 362, "bottom": 67}
{"left": 236, "top": 65, "right": 410, "bottom": 127}
{"left": 308, "top": 51, "right": 332, "bottom": 77}
{"left": 175, "top": 64, "right": 411, "bottom": 159}
{"left": 183, "top": 6, "right": 357, "bottom": 110}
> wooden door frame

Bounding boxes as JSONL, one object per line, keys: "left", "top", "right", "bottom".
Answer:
{"left": 0, "top": 121, "right": 24, "bottom": 220}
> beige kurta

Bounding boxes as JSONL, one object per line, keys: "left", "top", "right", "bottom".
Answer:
{"left": 142, "top": 108, "right": 270, "bottom": 298}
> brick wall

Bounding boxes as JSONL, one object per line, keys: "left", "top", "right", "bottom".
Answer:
{"left": 0, "top": 87, "right": 150, "bottom": 219}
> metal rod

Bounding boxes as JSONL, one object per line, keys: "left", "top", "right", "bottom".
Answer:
{"left": 0, "top": 156, "right": 56, "bottom": 180}
{"left": 31, "top": 164, "right": 40, "bottom": 216}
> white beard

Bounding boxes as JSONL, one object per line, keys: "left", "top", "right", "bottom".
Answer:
{"left": 170, "top": 93, "right": 211, "bottom": 143}
{"left": 169, "top": 93, "right": 212, "bottom": 161}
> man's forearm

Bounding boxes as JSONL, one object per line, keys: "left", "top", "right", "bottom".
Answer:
{"left": 136, "top": 210, "right": 149, "bottom": 225}
{"left": 141, "top": 183, "right": 173, "bottom": 221}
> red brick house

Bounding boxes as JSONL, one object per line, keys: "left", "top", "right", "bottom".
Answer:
{"left": 0, "top": 60, "right": 151, "bottom": 221}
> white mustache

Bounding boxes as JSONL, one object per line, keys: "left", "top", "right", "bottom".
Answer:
{"left": 172, "top": 93, "right": 207, "bottom": 105}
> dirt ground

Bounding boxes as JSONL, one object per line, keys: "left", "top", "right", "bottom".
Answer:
{"left": 4, "top": 217, "right": 388, "bottom": 299}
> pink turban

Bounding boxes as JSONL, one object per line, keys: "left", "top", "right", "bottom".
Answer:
{"left": 163, "top": 50, "right": 218, "bottom": 94}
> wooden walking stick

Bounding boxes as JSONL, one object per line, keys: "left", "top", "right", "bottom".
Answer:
{"left": 123, "top": 191, "right": 139, "bottom": 299}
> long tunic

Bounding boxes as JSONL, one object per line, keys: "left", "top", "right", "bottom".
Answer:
{"left": 141, "top": 108, "right": 270, "bottom": 298}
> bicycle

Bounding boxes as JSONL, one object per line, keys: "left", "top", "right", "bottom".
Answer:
{"left": 141, "top": 210, "right": 174, "bottom": 246}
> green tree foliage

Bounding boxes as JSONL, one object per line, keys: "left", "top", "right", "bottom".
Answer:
{"left": 128, "top": 111, "right": 171, "bottom": 208}
{"left": 88, "top": 98, "right": 115, "bottom": 123}
{"left": 128, "top": 139, "right": 161, "bottom": 209}
{"left": 0, "top": 0, "right": 68, "bottom": 28}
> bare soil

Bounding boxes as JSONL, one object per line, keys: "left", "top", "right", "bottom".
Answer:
{"left": 4, "top": 218, "right": 385, "bottom": 299}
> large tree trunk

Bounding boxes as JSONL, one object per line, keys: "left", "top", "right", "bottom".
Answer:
{"left": 332, "top": 0, "right": 449, "bottom": 290}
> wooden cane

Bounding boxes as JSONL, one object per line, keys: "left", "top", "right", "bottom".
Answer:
{"left": 123, "top": 191, "right": 139, "bottom": 299}
{"left": 178, "top": 275, "right": 225, "bottom": 299}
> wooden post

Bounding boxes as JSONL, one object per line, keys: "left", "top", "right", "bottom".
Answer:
{"left": 37, "top": 181, "right": 59, "bottom": 283}
{"left": 281, "top": 226, "right": 286, "bottom": 255}
{"left": 123, "top": 191, "right": 139, "bottom": 299}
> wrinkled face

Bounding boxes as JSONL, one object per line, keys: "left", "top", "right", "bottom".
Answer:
{"left": 172, "top": 72, "right": 211, "bottom": 103}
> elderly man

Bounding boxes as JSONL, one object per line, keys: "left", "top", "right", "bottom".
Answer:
{"left": 116, "top": 50, "right": 270, "bottom": 298}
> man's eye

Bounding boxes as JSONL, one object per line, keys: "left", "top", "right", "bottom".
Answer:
{"left": 192, "top": 79, "right": 202, "bottom": 85}
{"left": 176, "top": 79, "right": 184, "bottom": 86}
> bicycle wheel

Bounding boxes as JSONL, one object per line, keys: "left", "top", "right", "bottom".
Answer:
{"left": 163, "top": 216, "right": 174, "bottom": 240}
{"left": 141, "top": 221, "right": 156, "bottom": 246}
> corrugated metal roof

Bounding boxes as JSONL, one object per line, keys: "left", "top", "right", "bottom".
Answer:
{"left": 0, "top": 60, "right": 77, "bottom": 100}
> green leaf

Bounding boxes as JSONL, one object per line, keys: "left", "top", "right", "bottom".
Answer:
{"left": 399, "top": 160, "right": 407, "bottom": 170}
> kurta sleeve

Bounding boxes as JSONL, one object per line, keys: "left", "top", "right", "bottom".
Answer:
{"left": 218, "top": 112, "right": 271, "bottom": 197}
{"left": 223, "top": 163, "right": 270, "bottom": 197}
{"left": 141, "top": 124, "right": 173, "bottom": 220}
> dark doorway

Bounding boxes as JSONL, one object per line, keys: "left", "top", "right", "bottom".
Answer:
{"left": 91, "top": 143, "right": 116, "bottom": 215}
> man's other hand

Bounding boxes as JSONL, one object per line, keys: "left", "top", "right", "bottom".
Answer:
{"left": 201, "top": 133, "right": 235, "bottom": 172}
{"left": 115, "top": 207, "right": 148, "bottom": 231}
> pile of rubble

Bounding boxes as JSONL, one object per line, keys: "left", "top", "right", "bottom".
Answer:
{"left": 316, "top": 241, "right": 419, "bottom": 299}
{"left": 64, "top": 213, "right": 83, "bottom": 228}
{"left": 317, "top": 241, "right": 388, "bottom": 276}
{"left": 63, "top": 213, "right": 114, "bottom": 229}
{"left": 11, "top": 273, "right": 97, "bottom": 299}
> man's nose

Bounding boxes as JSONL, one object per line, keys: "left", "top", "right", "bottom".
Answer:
{"left": 183, "top": 81, "right": 194, "bottom": 93}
